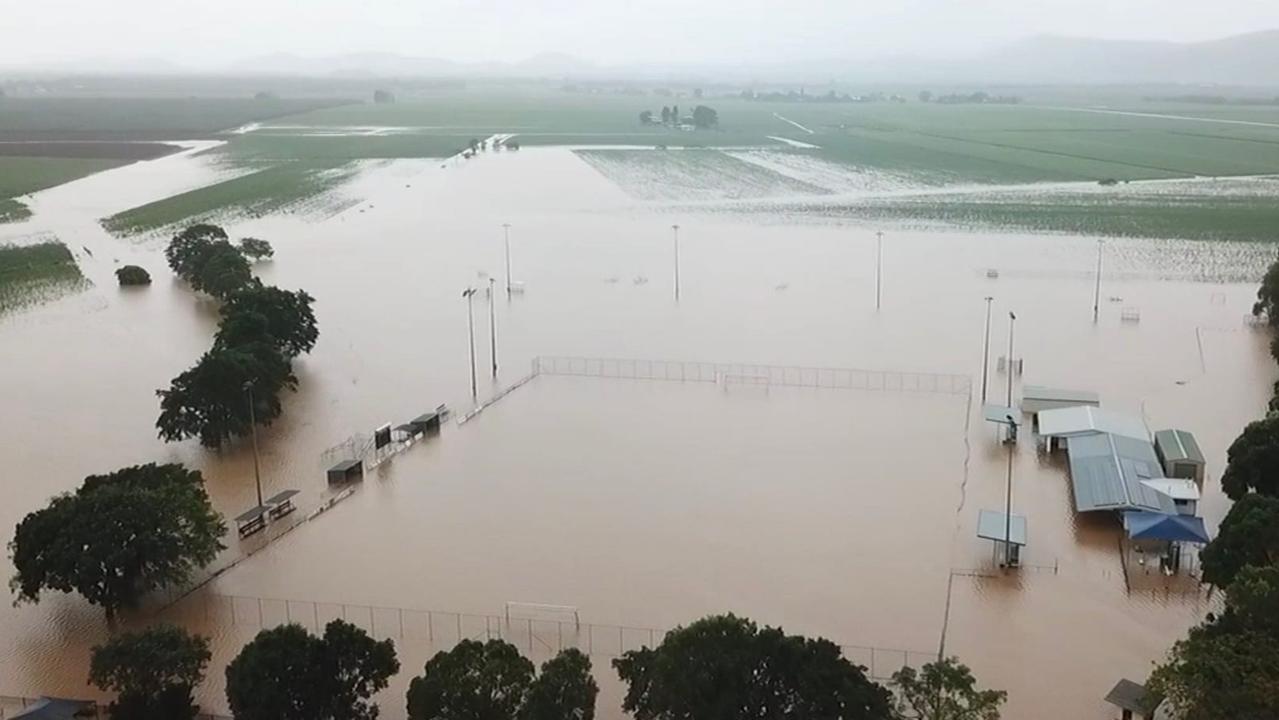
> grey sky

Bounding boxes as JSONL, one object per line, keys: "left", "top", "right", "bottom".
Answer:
{"left": 4, "top": 0, "right": 1279, "bottom": 67}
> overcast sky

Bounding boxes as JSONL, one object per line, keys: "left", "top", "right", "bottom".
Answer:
{"left": 4, "top": 0, "right": 1279, "bottom": 68}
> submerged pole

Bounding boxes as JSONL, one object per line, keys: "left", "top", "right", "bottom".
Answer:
{"left": 980, "top": 296, "right": 993, "bottom": 404}
{"left": 488, "top": 277, "right": 498, "bottom": 377}
{"left": 1093, "top": 239, "right": 1104, "bottom": 323}
{"left": 503, "top": 223, "right": 512, "bottom": 298}
{"left": 1005, "top": 415, "right": 1015, "bottom": 567}
{"left": 875, "top": 231, "right": 883, "bottom": 311}
{"left": 244, "top": 381, "right": 263, "bottom": 508}
{"left": 463, "top": 288, "right": 477, "bottom": 399}
{"left": 672, "top": 224, "right": 681, "bottom": 302}
{"left": 1005, "top": 311, "right": 1016, "bottom": 409}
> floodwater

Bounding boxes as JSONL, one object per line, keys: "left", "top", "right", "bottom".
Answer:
{"left": 0, "top": 144, "right": 1274, "bottom": 718}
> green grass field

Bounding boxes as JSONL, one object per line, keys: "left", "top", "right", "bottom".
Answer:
{"left": 0, "top": 240, "right": 87, "bottom": 313}
{"left": 101, "top": 160, "right": 358, "bottom": 236}
{"left": 0, "top": 156, "right": 137, "bottom": 224}
{"left": 0, "top": 198, "right": 29, "bottom": 223}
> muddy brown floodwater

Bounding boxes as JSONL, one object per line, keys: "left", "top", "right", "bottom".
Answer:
{"left": 0, "top": 146, "right": 1274, "bottom": 719}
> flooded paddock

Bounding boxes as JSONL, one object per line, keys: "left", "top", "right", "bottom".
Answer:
{"left": 0, "top": 146, "right": 1273, "bottom": 718}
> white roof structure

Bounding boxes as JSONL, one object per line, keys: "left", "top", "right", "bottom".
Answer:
{"left": 1140, "top": 478, "right": 1201, "bottom": 502}
{"left": 1021, "top": 385, "right": 1100, "bottom": 413}
{"left": 1037, "top": 406, "right": 1150, "bottom": 442}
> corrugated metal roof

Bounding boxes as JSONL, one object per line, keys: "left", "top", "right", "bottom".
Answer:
{"left": 1022, "top": 385, "right": 1100, "bottom": 404}
{"left": 977, "top": 510, "right": 1027, "bottom": 546}
{"left": 1154, "top": 429, "right": 1205, "bottom": 465}
{"left": 1066, "top": 433, "right": 1177, "bottom": 513}
{"left": 1038, "top": 406, "right": 1150, "bottom": 442}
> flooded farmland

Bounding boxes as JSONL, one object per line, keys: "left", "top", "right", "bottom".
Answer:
{"left": 0, "top": 144, "right": 1275, "bottom": 718}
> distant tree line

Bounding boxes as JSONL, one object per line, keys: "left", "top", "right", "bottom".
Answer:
{"left": 157, "top": 223, "right": 316, "bottom": 447}
{"left": 740, "top": 89, "right": 906, "bottom": 104}
{"left": 639, "top": 104, "right": 719, "bottom": 129}
{"left": 57, "top": 613, "right": 1006, "bottom": 720}
{"left": 1145, "top": 94, "right": 1279, "bottom": 106}
{"left": 1143, "top": 254, "right": 1279, "bottom": 717}
{"left": 922, "top": 91, "right": 1021, "bottom": 105}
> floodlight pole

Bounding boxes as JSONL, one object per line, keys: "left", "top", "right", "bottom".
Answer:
{"left": 502, "top": 224, "right": 512, "bottom": 298}
{"left": 672, "top": 224, "right": 681, "bottom": 302}
{"left": 243, "top": 381, "right": 263, "bottom": 509}
{"left": 1093, "top": 239, "right": 1104, "bottom": 323}
{"left": 463, "top": 288, "right": 478, "bottom": 399}
{"left": 488, "top": 277, "right": 498, "bottom": 378}
{"left": 980, "top": 296, "right": 994, "bottom": 404}
{"left": 1005, "top": 311, "right": 1017, "bottom": 409}
{"left": 875, "top": 231, "right": 884, "bottom": 311}
{"left": 1004, "top": 414, "right": 1015, "bottom": 567}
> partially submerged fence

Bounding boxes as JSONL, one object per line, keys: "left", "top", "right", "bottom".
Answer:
{"left": 531, "top": 355, "right": 972, "bottom": 395}
{"left": 193, "top": 593, "right": 935, "bottom": 680}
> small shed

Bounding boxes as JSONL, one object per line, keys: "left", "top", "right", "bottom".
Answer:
{"left": 327, "top": 459, "right": 364, "bottom": 485}
{"left": 265, "top": 489, "right": 300, "bottom": 521}
{"left": 1140, "top": 478, "right": 1200, "bottom": 516}
{"left": 1154, "top": 429, "right": 1206, "bottom": 483}
{"left": 1104, "top": 679, "right": 1153, "bottom": 720}
{"left": 411, "top": 411, "right": 442, "bottom": 434}
{"left": 233, "top": 505, "right": 269, "bottom": 539}
{"left": 1037, "top": 405, "right": 1150, "bottom": 451}
{"left": 977, "top": 509, "right": 1027, "bottom": 567}
{"left": 1021, "top": 385, "right": 1100, "bottom": 414}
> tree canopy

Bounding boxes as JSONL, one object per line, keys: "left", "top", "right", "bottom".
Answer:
{"left": 891, "top": 657, "right": 1006, "bottom": 720}
{"left": 1252, "top": 253, "right": 1279, "bottom": 326}
{"left": 115, "top": 265, "right": 152, "bottom": 286}
{"left": 90, "top": 625, "right": 211, "bottom": 720}
{"left": 156, "top": 343, "right": 297, "bottom": 447}
{"left": 612, "top": 614, "right": 893, "bottom": 720}
{"left": 1220, "top": 414, "right": 1279, "bottom": 499}
{"left": 9, "top": 463, "right": 225, "bottom": 619}
{"left": 1201, "top": 493, "right": 1279, "bottom": 588}
{"left": 406, "top": 640, "right": 597, "bottom": 720}
{"left": 226, "top": 620, "right": 399, "bottom": 720}
{"left": 238, "top": 237, "right": 275, "bottom": 261}
{"left": 219, "top": 285, "right": 318, "bottom": 358}
{"left": 692, "top": 105, "right": 719, "bottom": 129}
{"left": 1147, "top": 564, "right": 1279, "bottom": 719}
{"left": 165, "top": 225, "right": 253, "bottom": 299}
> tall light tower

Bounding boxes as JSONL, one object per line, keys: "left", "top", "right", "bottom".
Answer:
{"left": 1005, "top": 311, "right": 1017, "bottom": 410}
{"left": 1093, "top": 239, "right": 1104, "bottom": 323}
{"left": 1004, "top": 414, "right": 1016, "bottom": 567}
{"left": 980, "top": 296, "right": 994, "bottom": 404}
{"left": 672, "top": 224, "right": 681, "bottom": 301}
{"left": 462, "top": 288, "right": 478, "bottom": 399}
{"left": 243, "top": 381, "right": 264, "bottom": 509}
{"left": 875, "top": 230, "right": 884, "bottom": 311}
{"left": 502, "top": 223, "right": 513, "bottom": 298}
{"left": 488, "top": 277, "right": 498, "bottom": 378}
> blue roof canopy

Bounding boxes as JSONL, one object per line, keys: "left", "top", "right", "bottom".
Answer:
{"left": 1123, "top": 511, "right": 1210, "bottom": 544}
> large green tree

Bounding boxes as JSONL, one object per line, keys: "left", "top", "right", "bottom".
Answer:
{"left": 1201, "top": 494, "right": 1279, "bottom": 588}
{"left": 90, "top": 625, "right": 211, "bottom": 720}
{"left": 9, "top": 464, "right": 225, "bottom": 619}
{"left": 891, "top": 657, "right": 1006, "bottom": 720}
{"left": 219, "top": 284, "right": 318, "bottom": 358}
{"left": 520, "top": 648, "right": 598, "bottom": 720}
{"left": 226, "top": 620, "right": 399, "bottom": 720}
{"left": 156, "top": 343, "right": 297, "bottom": 447}
{"left": 164, "top": 225, "right": 252, "bottom": 299}
{"left": 406, "top": 639, "right": 534, "bottom": 720}
{"left": 612, "top": 614, "right": 893, "bottom": 720}
{"left": 1147, "top": 565, "right": 1279, "bottom": 719}
{"left": 1221, "top": 414, "right": 1279, "bottom": 499}
{"left": 165, "top": 224, "right": 228, "bottom": 280}
{"left": 1252, "top": 253, "right": 1279, "bottom": 326}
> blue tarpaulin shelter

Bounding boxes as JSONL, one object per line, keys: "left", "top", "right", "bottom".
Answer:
{"left": 9, "top": 697, "right": 96, "bottom": 719}
{"left": 1123, "top": 511, "right": 1210, "bottom": 544}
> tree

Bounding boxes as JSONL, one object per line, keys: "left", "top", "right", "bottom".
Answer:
{"left": 238, "top": 237, "right": 275, "bottom": 261}
{"left": 219, "top": 284, "right": 318, "bottom": 358}
{"left": 1221, "top": 414, "right": 1279, "bottom": 499}
{"left": 115, "top": 265, "right": 152, "bottom": 286}
{"left": 639, "top": 110, "right": 654, "bottom": 125}
{"left": 407, "top": 639, "right": 534, "bottom": 720}
{"left": 520, "top": 648, "right": 598, "bottom": 720}
{"left": 1201, "top": 493, "right": 1279, "bottom": 588}
{"left": 661, "top": 106, "right": 671, "bottom": 124}
{"left": 157, "top": 343, "right": 297, "bottom": 447}
{"left": 692, "top": 105, "right": 718, "bottom": 129}
{"left": 192, "top": 241, "right": 253, "bottom": 299}
{"left": 373, "top": 89, "right": 396, "bottom": 104}
{"left": 9, "top": 464, "right": 225, "bottom": 619}
{"left": 891, "top": 657, "right": 1006, "bottom": 720}
{"left": 165, "top": 224, "right": 229, "bottom": 280}
{"left": 90, "top": 625, "right": 211, "bottom": 720}
{"left": 672, "top": 104, "right": 680, "bottom": 122}
{"left": 1252, "top": 253, "right": 1279, "bottom": 325}
{"left": 918, "top": 91, "right": 933, "bottom": 103}
{"left": 226, "top": 620, "right": 398, "bottom": 720}
{"left": 613, "top": 614, "right": 893, "bottom": 720}
{"left": 1147, "top": 565, "right": 1279, "bottom": 719}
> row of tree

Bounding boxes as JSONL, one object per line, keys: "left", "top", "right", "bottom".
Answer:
{"left": 639, "top": 105, "right": 719, "bottom": 129}
{"left": 156, "top": 224, "right": 316, "bottom": 447}
{"left": 85, "top": 614, "right": 1004, "bottom": 720}
{"left": 1144, "top": 255, "right": 1279, "bottom": 716}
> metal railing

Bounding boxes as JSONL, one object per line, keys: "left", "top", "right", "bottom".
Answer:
{"left": 531, "top": 356, "right": 972, "bottom": 395}
{"left": 193, "top": 593, "right": 935, "bottom": 680}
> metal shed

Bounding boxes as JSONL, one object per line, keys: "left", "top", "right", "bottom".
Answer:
{"left": 1065, "top": 433, "right": 1176, "bottom": 514}
{"left": 1104, "top": 679, "right": 1153, "bottom": 720}
{"left": 1021, "top": 385, "right": 1100, "bottom": 414}
{"left": 1154, "top": 429, "right": 1206, "bottom": 483}
{"left": 1037, "top": 405, "right": 1151, "bottom": 451}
